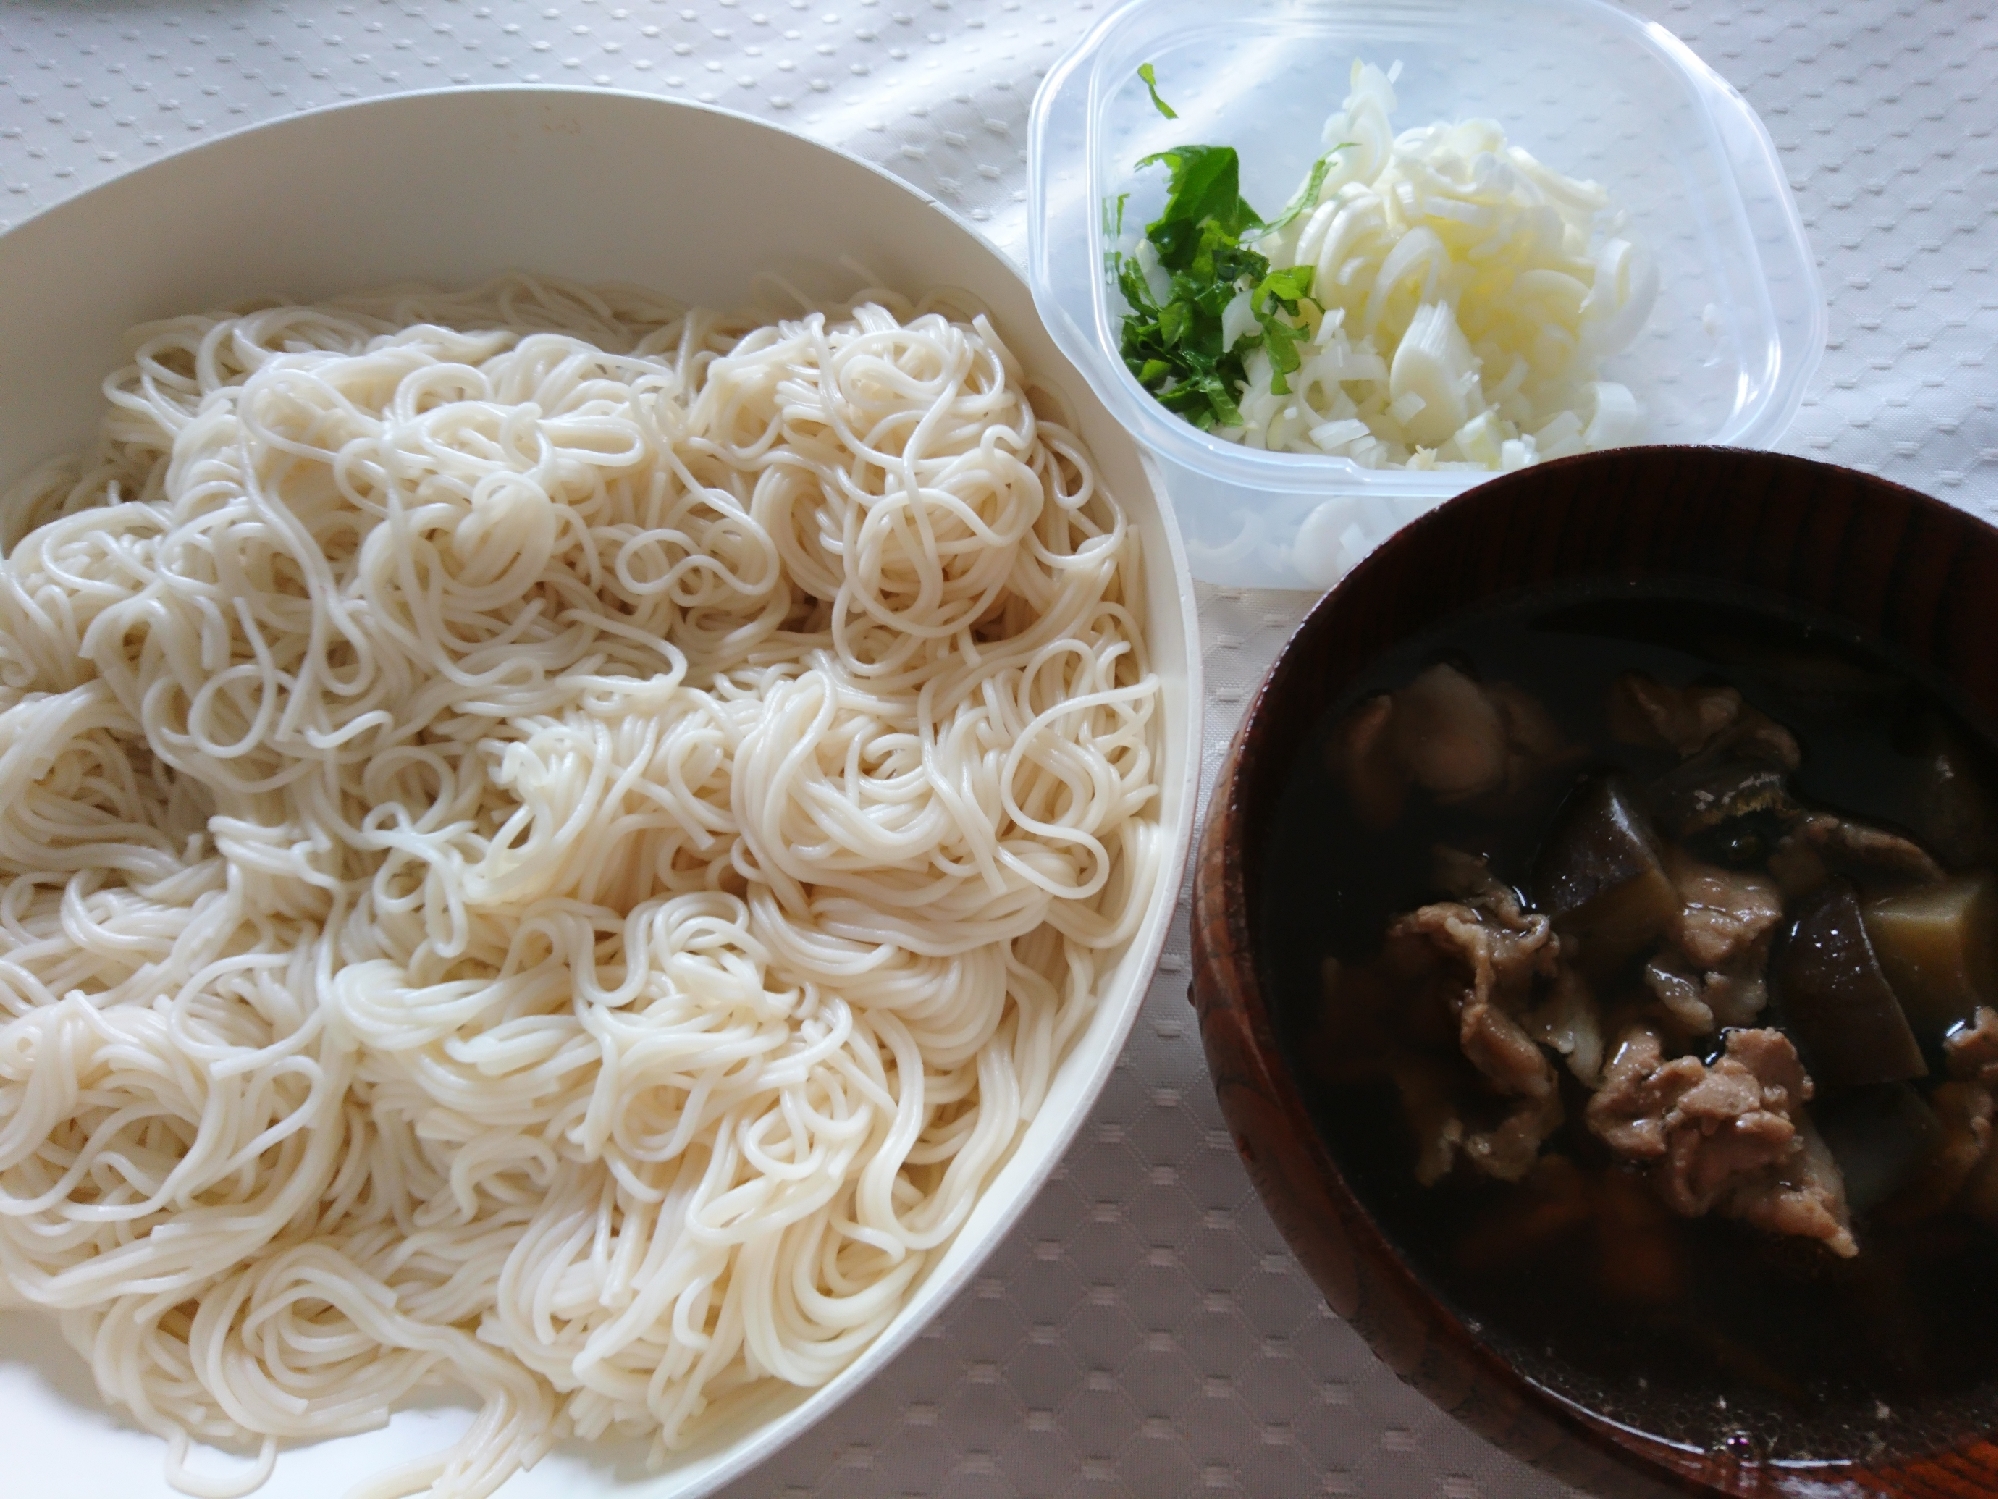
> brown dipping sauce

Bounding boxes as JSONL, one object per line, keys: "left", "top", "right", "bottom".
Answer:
{"left": 1258, "top": 583, "right": 1998, "bottom": 1463}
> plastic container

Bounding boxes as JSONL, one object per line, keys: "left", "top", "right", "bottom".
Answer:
{"left": 1028, "top": 0, "right": 1826, "bottom": 590}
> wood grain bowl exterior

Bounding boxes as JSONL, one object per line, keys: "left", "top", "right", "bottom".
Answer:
{"left": 1188, "top": 447, "right": 1998, "bottom": 1499}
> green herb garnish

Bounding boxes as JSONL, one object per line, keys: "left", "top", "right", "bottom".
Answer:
{"left": 1108, "top": 72, "right": 1351, "bottom": 428}
{"left": 1137, "top": 62, "right": 1178, "bottom": 120}
{"left": 1263, "top": 145, "right": 1356, "bottom": 234}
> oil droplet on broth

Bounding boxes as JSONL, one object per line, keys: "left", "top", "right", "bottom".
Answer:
{"left": 1711, "top": 1429, "right": 1765, "bottom": 1469}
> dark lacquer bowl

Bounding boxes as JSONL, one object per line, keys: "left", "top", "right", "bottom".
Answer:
{"left": 1189, "top": 446, "right": 1998, "bottom": 1499}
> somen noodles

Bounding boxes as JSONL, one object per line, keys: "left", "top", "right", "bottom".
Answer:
{"left": 0, "top": 276, "right": 1162, "bottom": 1497}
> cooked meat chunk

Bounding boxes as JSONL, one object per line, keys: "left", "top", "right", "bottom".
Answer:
{"left": 1639, "top": 853, "right": 1781, "bottom": 1032}
{"left": 1643, "top": 955, "right": 1768, "bottom": 1034}
{"left": 1809, "top": 815, "right": 1948, "bottom": 886}
{"left": 1463, "top": 1090, "right": 1566, "bottom": 1184}
{"left": 1700, "top": 966, "right": 1769, "bottom": 1028}
{"left": 1713, "top": 1024, "right": 1811, "bottom": 1098}
{"left": 1947, "top": 1006, "right": 1998, "bottom": 1085}
{"left": 1330, "top": 693, "right": 1406, "bottom": 830}
{"left": 1381, "top": 851, "right": 1565, "bottom": 1182}
{"left": 1727, "top": 1117, "right": 1857, "bottom": 1259}
{"left": 1391, "top": 1055, "right": 1469, "bottom": 1187}
{"left": 1769, "top": 812, "right": 1947, "bottom": 897}
{"left": 1644, "top": 957, "right": 1708, "bottom": 1033}
{"left": 1891, "top": 1080, "right": 1994, "bottom": 1218}
{"left": 1607, "top": 673, "right": 1746, "bottom": 757}
{"left": 1488, "top": 683, "right": 1579, "bottom": 798}
{"left": 1606, "top": 671, "right": 1799, "bottom": 767}
{"left": 1585, "top": 1025, "right": 1854, "bottom": 1255}
{"left": 1433, "top": 844, "right": 1519, "bottom": 906}
{"left": 1390, "top": 1057, "right": 1564, "bottom": 1188}
{"left": 1383, "top": 915, "right": 1552, "bottom": 1103}
{"left": 1523, "top": 962, "right": 1605, "bottom": 1086}
{"left": 1387, "top": 855, "right": 1557, "bottom": 1101}
{"left": 1656, "top": 1029, "right": 1809, "bottom": 1217}
{"left": 1614, "top": 671, "right": 1805, "bottom": 870}
{"left": 1666, "top": 851, "right": 1783, "bottom": 968}
{"left": 1586, "top": 1024, "right": 1696, "bottom": 1159}
{"left": 1456, "top": 989, "right": 1556, "bottom": 1100}
{"left": 1329, "top": 668, "right": 1573, "bottom": 828}
{"left": 1929, "top": 1081, "right": 1992, "bottom": 1196}
{"left": 1394, "top": 664, "right": 1510, "bottom": 803}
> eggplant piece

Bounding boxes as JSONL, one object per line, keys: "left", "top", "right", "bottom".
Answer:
{"left": 1862, "top": 874, "right": 1998, "bottom": 1036}
{"left": 1815, "top": 1084, "right": 1945, "bottom": 1216}
{"left": 1531, "top": 774, "right": 1679, "bottom": 980}
{"left": 1902, "top": 714, "right": 1998, "bottom": 869}
{"left": 1775, "top": 882, "right": 1929, "bottom": 1087}
{"left": 1647, "top": 739, "right": 1803, "bottom": 868}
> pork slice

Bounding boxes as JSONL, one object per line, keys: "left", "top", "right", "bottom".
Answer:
{"left": 1392, "top": 664, "right": 1510, "bottom": 805}
{"left": 1727, "top": 1116, "right": 1858, "bottom": 1259}
{"left": 1701, "top": 967, "right": 1771, "bottom": 1029}
{"left": 1644, "top": 957, "right": 1719, "bottom": 1035}
{"left": 1391, "top": 1055, "right": 1469, "bottom": 1188}
{"left": 1330, "top": 693, "right": 1405, "bottom": 830}
{"left": 1717, "top": 1025, "right": 1812, "bottom": 1104}
{"left": 1586, "top": 1024, "right": 1704, "bottom": 1159}
{"left": 1382, "top": 852, "right": 1566, "bottom": 1183}
{"left": 1607, "top": 673, "right": 1744, "bottom": 757}
{"left": 1643, "top": 952, "right": 1770, "bottom": 1036}
{"left": 1666, "top": 850, "right": 1784, "bottom": 969}
{"left": 1523, "top": 963, "right": 1605, "bottom": 1086}
{"left": 1655, "top": 1029, "right": 1806, "bottom": 1218}
{"left": 1331, "top": 669, "right": 1574, "bottom": 827}
{"left": 1489, "top": 683, "right": 1583, "bottom": 799}
{"left": 1388, "top": 898, "right": 1555, "bottom": 1101}
{"left": 1464, "top": 1090, "right": 1566, "bottom": 1184}
{"left": 1947, "top": 1006, "right": 1998, "bottom": 1086}
{"left": 1605, "top": 672, "right": 1800, "bottom": 767}
{"left": 1961, "top": 1121, "right": 1998, "bottom": 1225}
{"left": 1586, "top": 1025, "right": 1854, "bottom": 1253}
{"left": 1432, "top": 844, "right": 1533, "bottom": 913}
{"left": 1894, "top": 1080, "right": 1994, "bottom": 1217}
{"left": 1770, "top": 813, "right": 1946, "bottom": 897}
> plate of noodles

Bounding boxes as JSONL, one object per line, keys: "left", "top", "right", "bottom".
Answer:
{"left": 0, "top": 90, "right": 1199, "bottom": 1497}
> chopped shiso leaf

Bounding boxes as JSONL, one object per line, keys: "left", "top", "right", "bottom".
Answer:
{"left": 1262, "top": 147, "right": 1351, "bottom": 235}
{"left": 1138, "top": 62, "right": 1178, "bottom": 120}
{"left": 1109, "top": 67, "right": 1345, "bottom": 430}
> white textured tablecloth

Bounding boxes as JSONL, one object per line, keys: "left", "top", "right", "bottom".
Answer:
{"left": 1, "top": 0, "right": 1993, "bottom": 1493}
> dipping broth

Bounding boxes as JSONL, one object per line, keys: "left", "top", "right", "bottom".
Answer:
{"left": 1259, "top": 583, "right": 1998, "bottom": 1462}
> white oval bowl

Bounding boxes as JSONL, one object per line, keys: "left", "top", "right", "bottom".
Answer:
{"left": 0, "top": 88, "right": 1201, "bottom": 1499}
